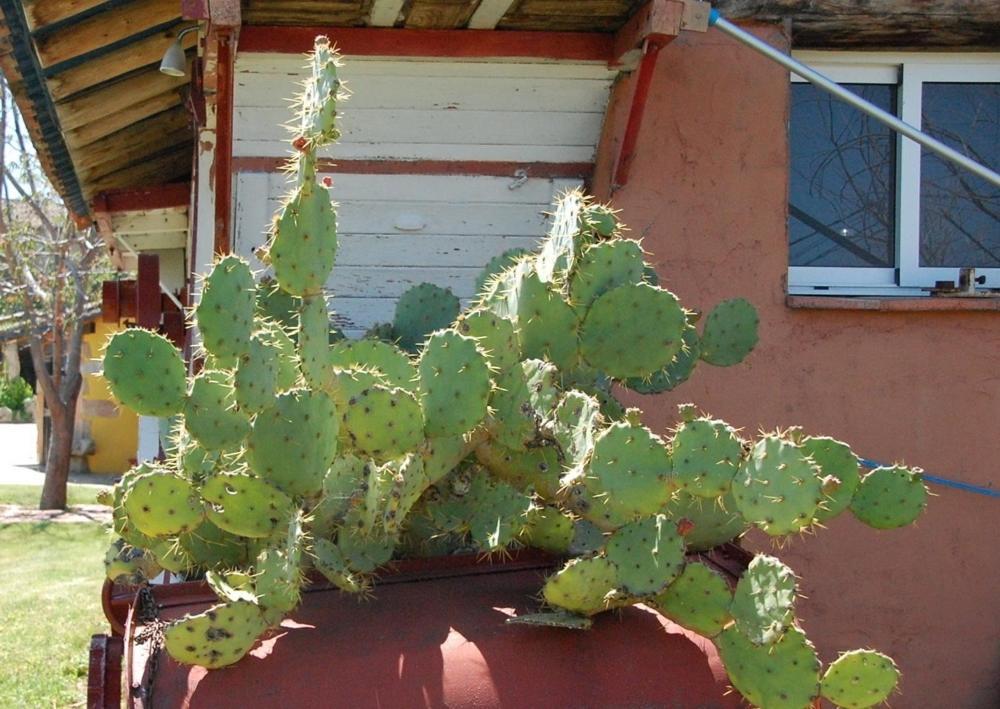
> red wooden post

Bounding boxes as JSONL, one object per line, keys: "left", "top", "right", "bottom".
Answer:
{"left": 136, "top": 254, "right": 160, "bottom": 330}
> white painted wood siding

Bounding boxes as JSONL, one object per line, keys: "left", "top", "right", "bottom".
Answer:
{"left": 111, "top": 206, "right": 188, "bottom": 293}
{"left": 234, "top": 171, "right": 578, "bottom": 337}
{"left": 233, "top": 54, "right": 616, "bottom": 162}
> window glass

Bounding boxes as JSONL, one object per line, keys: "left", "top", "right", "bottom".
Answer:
{"left": 919, "top": 82, "right": 1000, "bottom": 267}
{"left": 789, "top": 83, "right": 896, "bottom": 268}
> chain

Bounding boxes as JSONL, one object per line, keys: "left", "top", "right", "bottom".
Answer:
{"left": 130, "top": 586, "right": 166, "bottom": 707}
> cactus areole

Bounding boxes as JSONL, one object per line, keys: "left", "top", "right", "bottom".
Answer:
{"left": 100, "top": 38, "right": 926, "bottom": 708}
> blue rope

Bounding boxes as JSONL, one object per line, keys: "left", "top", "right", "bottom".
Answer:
{"left": 858, "top": 458, "right": 999, "bottom": 499}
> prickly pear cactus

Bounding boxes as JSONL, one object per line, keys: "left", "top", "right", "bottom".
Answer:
{"left": 98, "top": 38, "right": 921, "bottom": 707}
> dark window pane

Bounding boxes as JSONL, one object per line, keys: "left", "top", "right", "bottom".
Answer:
{"left": 789, "top": 83, "right": 896, "bottom": 268}
{"left": 919, "top": 82, "right": 1000, "bottom": 268}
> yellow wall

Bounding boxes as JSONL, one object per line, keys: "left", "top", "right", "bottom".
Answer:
{"left": 80, "top": 321, "right": 137, "bottom": 474}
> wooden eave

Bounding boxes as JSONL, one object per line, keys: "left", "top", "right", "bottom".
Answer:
{"left": 1, "top": 0, "right": 996, "bottom": 223}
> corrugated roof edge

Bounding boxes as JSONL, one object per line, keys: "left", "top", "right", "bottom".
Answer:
{"left": 0, "top": 0, "right": 89, "bottom": 218}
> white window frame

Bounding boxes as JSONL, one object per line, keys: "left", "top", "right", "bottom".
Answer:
{"left": 788, "top": 52, "right": 1000, "bottom": 296}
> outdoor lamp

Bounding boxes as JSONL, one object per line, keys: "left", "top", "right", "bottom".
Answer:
{"left": 159, "top": 27, "right": 199, "bottom": 77}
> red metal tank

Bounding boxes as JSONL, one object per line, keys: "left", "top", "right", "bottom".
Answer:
{"left": 100, "top": 551, "right": 742, "bottom": 708}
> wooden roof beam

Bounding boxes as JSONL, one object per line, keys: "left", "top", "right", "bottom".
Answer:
{"left": 32, "top": 0, "right": 181, "bottom": 69}
{"left": 22, "top": 0, "right": 110, "bottom": 32}
{"left": 468, "top": 0, "right": 518, "bottom": 29}
{"left": 83, "top": 151, "right": 190, "bottom": 199}
{"left": 612, "top": 0, "right": 683, "bottom": 68}
{"left": 370, "top": 0, "right": 407, "bottom": 27}
{"left": 55, "top": 67, "right": 189, "bottom": 131}
{"left": 92, "top": 183, "right": 189, "bottom": 213}
{"left": 64, "top": 88, "right": 185, "bottom": 149}
{"left": 72, "top": 108, "right": 190, "bottom": 175}
{"left": 47, "top": 27, "right": 198, "bottom": 101}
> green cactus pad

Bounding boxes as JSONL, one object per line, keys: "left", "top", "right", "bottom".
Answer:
{"left": 258, "top": 320, "right": 300, "bottom": 391}
{"left": 246, "top": 389, "right": 339, "bottom": 497}
{"left": 393, "top": 283, "right": 460, "bottom": 352}
{"left": 312, "top": 538, "right": 369, "bottom": 594}
{"left": 341, "top": 383, "right": 424, "bottom": 460}
{"left": 328, "top": 338, "right": 416, "bottom": 390}
{"left": 569, "top": 519, "right": 607, "bottom": 555}
{"left": 514, "top": 270, "right": 581, "bottom": 369}
{"left": 850, "top": 465, "right": 927, "bottom": 529}
{"left": 802, "top": 436, "right": 861, "bottom": 522}
{"left": 104, "top": 539, "right": 160, "bottom": 584}
{"left": 123, "top": 470, "right": 204, "bottom": 537}
{"left": 455, "top": 309, "right": 519, "bottom": 371}
{"left": 670, "top": 413, "right": 743, "bottom": 498}
{"left": 164, "top": 601, "right": 267, "bottom": 669}
{"left": 580, "top": 203, "right": 619, "bottom": 238}
{"left": 179, "top": 520, "right": 255, "bottom": 570}
{"left": 183, "top": 370, "right": 251, "bottom": 451}
{"left": 300, "top": 36, "right": 343, "bottom": 144}
{"left": 418, "top": 330, "right": 491, "bottom": 437}
{"left": 732, "top": 434, "right": 823, "bottom": 536}
{"left": 731, "top": 554, "right": 797, "bottom": 645}
{"left": 270, "top": 182, "right": 337, "bottom": 297}
{"left": 464, "top": 474, "right": 533, "bottom": 552}
{"left": 474, "top": 440, "right": 562, "bottom": 499}
{"left": 298, "top": 295, "right": 332, "bottom": 389}
{"left": 580, "top": 421, "right": 674, "bottom": 527}
{"left": 579, "top": 283, "right": 686, "bottom": 379}
{"left": 568, "top": 239, "right": 645, "bottom": 308}
{"left": 380, "top": 454, "right": 430, "bottom": 535}
{"left": 337, "top": 528, "right": 395, "bottom": 574}
{"left": 422, "top": 434, "right": 472, "bottom": 485}
{"left": 662, "top": 490, "right": 749, "bottom": 552}
{"left": 310, "top": 454, "right": 367, "bottom": 537}
{"left": 324, "top": 366, "right": 388, "bottom": 411}
{"left": 234, "top": 333, "right": 282, "bottom": 413}
{"left": 147, "top": 537, "right": 191, "bottom": 574}
{"left": 206, "top": 570, "right": 258, "bottom": 604}
{"left": 255, "top": 278, "right": 299, "bottom": 331}
{"left": 552, "top": 390, "right": 600, "bottom": 470}
{"left": 605, "top": 515, "right": 685, "bottom": 597}
{"left": 103, "top": 329, "right": 186, "bottom": 417}
{"left": 202, "top": 474, "right": 295, "bottom": 539}
{"left": 717, "top": 625, "right": 821, "bottom": 709}
{"left": 475, "top": 248, "right": 530, "bottom": 294}
{"left": 522, "top": 506, "right": 575, "bottom": 554}
{"left": 196, "top": 255, "right": 256, "bottom": 360}
{"left": 625, "top": 320, "right": 701, "bottom": 394}
{"left": 488, "top": 359, "right": 560, "bottom": 451}
{"left": 699, "top": 298, "right": 759, "bottom": 367}
{"left": 653, "top": 562, "right": 733, "bottom": 637}
{"left": 254, "top": 547, "right": 302, "bottom": 615}
{"left": 821, "top": 650, "right": 900, "bottom": 708}
{"left": 543, "top": 556, "right": 617, "bottom": 616}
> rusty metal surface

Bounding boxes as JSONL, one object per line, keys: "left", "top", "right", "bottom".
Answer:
{"left": 123, "top": 552, "right": 738, "bottom": 708}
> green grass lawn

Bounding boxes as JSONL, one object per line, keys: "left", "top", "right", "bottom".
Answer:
{"left": 0, "top": 522, "right": 109, "bottom": 707}
{"left": 0, "top": 483, "right": 104, "bottom": 507}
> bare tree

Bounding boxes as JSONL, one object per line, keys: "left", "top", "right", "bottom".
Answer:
{"left": 1, "top": 76, "right": 105, "bottom": 509}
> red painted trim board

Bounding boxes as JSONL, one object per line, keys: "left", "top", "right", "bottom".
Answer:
{"left": 232, "top": 157, "right": 593, "bottom": 178}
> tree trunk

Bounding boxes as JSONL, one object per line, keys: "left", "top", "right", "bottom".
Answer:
{"left": 39, "top": 400, "right": 75, "bottom": 509}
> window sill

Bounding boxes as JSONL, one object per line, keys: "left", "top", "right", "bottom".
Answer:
{"left": 786, "top": 295, "right": 1000, "bottom": 312}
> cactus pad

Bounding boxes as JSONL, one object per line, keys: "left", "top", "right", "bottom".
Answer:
{"left": 542, "top": 556, "right": 617, "bottom": 616}
{"left": 699, "top": 298, "right": 759, "bottom": 367}
{"left": 522, "top": 506, "right": 575, "bottom": 554}
{"left": 488, "top": 359, "right": 559, "bottom": 451}
{"left": 103, "top": 329, "right": 186, "bottom": 417}
{"left": 341, "top": 384, "right": 424, "bottom": 460}
{"left": 184, "top": 370, "right": 251, "bottom": 451}
{"left": 514, "top": 271, "right": 580, "bottom": 369}
{"left": 329, "top": 338, "right": 416, "bottom": 390}
{"left": 393, "top": 283, "right": 460, "bottom": 351}
{"left": 270, "top": 183, "right": 338, "bottom": 296}
{"left": 196, "top": 255, "right": 256, "bottom": 360}
{"left": 568, "top": 239, "right": 644, "bottom": 307}
{"left": 475, "top": 248, "right": 529, "bottom": 293}
{"left": 731, "top": 554, "right": 797, "bottom": 645}
{"left": 234, "top": 333, "right": 282, "bottom": 413}
{"left": 732, "top": 434, "right": 823, "bottom": 536}
{"left": 579, "top": 283, "right": 686, "bottom": 379}
{"left": 821, "top": 649, "right": 900, "bottom": 708}
{"left": 418, "top": 330, "right": 491, "bottom": 436}
{"left": 123, "top": 470, "right": 204, "bottom": 537}
{"left": 164, "top": 601, "right": 267, "bottom": 669}
{"left": 580, "top": 421, "right": 673, "bottom": 527}
{"left": 605, "top": 515, "right": 685, "bottom": 597}
{"left": 202, "top": 474, "right": 295, "bottom": 539}
{"left": 246, "top": 389, "right": 339, "bottom": 496}
{"left": 716, "top": 625, "right": 821, "bottom": 709}
{"left": 662, "top": 490, "right": 748, "bottom": 552}
{"left": 456, "top": 309, "right": 519, "bottom": 371}
{"left": 802, "top": 436, "right": 861, "bottom": 522}
{"left": 625, "top": 321, "right": 701, "bottom": 394}
{"left": 670, "top": 412, "right": 743, "bottom": 498}
{"left": 851, "top": 465, "right": 927, "bottom": 529}
{"left": 653, "top": 562, "right": 733, "bottom": 637}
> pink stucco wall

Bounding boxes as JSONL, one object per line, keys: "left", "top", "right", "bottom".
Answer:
{"left": 593, "top": 23, "right": 1000, "bottom": 708}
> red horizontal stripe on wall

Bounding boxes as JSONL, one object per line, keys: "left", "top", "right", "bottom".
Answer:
{"left": 232, "top": 157, "right": 593, "bottom": 179}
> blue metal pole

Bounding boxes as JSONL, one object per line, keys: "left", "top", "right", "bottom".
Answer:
{"left": 708, "top": 9, "right": 1000, "bottom": 189}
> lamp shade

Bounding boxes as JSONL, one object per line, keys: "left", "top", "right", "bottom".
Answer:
{"left": 159, "top": 39, "right": 188, "bottom": 77}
